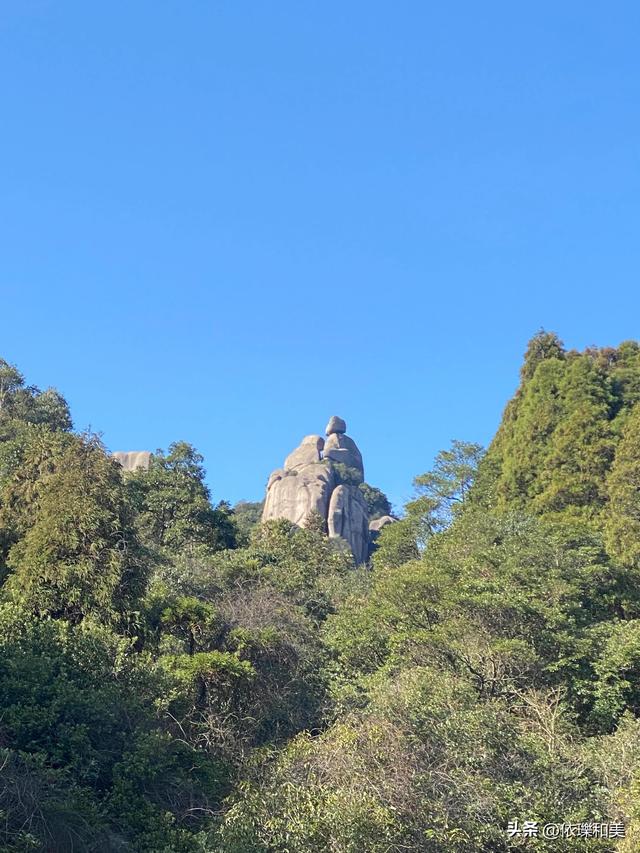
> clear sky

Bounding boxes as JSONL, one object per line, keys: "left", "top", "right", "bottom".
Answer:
{"left": 2, "top": 2, "right": 640, "bottom": 511}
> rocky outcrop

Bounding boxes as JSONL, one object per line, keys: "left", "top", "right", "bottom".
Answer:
{"left": 284, "top": 435, "right": 325, "bottom": 470}
{"left": 262, "top": 417, "right": 374, "bottom": 564}
{"left": 262, "top": 459, "right": 336, "bottom": 528}
{"left": 323, "top": 433, "right": 364, "bottom": 481}
{"left": 113, "top": 450, "right": 152, "bottom": 472}
{"left": 369, "top": 515, "right": 396, "bottom": 534}
{"left": 368, "top": 514, "right": 396, "bottom": 556}
{"left": 327, "top": 485, "right": 370, "bottom": 564}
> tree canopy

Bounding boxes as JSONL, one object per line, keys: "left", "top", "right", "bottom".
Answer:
{"left": 2, "top": 343, "right": 640, "bottom": 851}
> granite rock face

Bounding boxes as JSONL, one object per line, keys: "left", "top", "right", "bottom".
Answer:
{"left": 262, "top": 417, "right": 374, "bottom": 564}
{"left": 284, "top": 435, "right": 325, "bottom": 471}
{"left": 262, "top": 460, "right": 336, "bottom": 528}
{"left": 113, "top": 450, "right": 152, "bottom": 472}
{"left": 327, "top": 485, "right": 370, "bottom": 564}
{"left": 323, "top": 433, "right": 364, "bottom": 481}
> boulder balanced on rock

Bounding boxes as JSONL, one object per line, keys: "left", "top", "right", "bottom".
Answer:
{"left": 262, "top": 417, "right": 371, "bottom": 564}
{"left": 325, "top": 415, "right": 347, "bottom": 435}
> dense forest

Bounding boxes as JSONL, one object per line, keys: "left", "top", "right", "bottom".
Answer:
{"left": 1, "top": 332, "right": 640, "bottom": 852}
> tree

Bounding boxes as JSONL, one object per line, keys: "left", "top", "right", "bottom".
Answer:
{"left": 605, "top": 403, "right": 640, "bottom": 568}
{"left": 1, "top": 432, "right": 146, "bottom": 623}
{"left": 127, "top": 441, "right": 237, "bottom": 555}
{"left": 481, "top": 338, "right": 640, "bottom": 528}
{"left": 0, "top": 357, "right": 72, "bottom": 435}
{"left": 358, "top": 482, "right": 392, "bottom": 520}
{"left": 0, "top": 604, "right": 226, "bottom": 852}
{"left": 219, "top": 669, "right": 609, "bottom": 853}
{"left": 2, "top": 344, "right": 640, "bottom": 851}
{"left": 495, "top": 356, "right": 567, "bottom": 510}
{"left": 206, "top": 518, "right": 353, "bottom": 619}
{"left": 232, "top": 500, "right": 264, "bottom": 546}
{"left": 0, "top": 359, "right": 25, "bottom": 413}
{"left": 519, "top": 329, "right": 566, "bottom": 382}
{"left": 372, "top": 516, "right": 421, "bottom": 569}
{"left": 606, "top": 340, "right": 640, "bottom": 420}
{"left": 533, "top": 355, "right": 615, "bottom": 516}
{"left": 371, "top": 441, "right": 483, "bottom": 570}
{"left": 412, "top": 440, "right": 484, "bottom": 530}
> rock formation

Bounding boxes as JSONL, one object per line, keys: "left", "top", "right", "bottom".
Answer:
{"left": 368, "top": 514, "right": 396, "bottom": 551}
{"left": 323, "top": 433, "right": 364, "bottom": 480}
{"left": 369, "top": 515, "right": 395, "bottom": 534}
{"left": 262, "top": 417, "right": 372, "bottom": 564}
{"left": 327, "top": 484, "right": 370, "bottom": 564}
{"left": 262, "top": 459, "right": 336, "bottom": 528}
{"left": 284, "top": 435, "right": 325, "bottom": 470}
{"left": 325, "top": 415, "right": 346, "bottom": 435}
{"left": 112, "top": 450, "right": 152, "bottom": 472}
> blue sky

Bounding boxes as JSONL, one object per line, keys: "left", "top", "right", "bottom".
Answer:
{"left": 2, "top": 2, "right": 640, "bottom": 511}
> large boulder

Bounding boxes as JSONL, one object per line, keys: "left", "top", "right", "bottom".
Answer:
{"left": 325, "top": 415, "right": 347, "bottom": 435}
{"left": 368, "top": 514, "right": 396, "bottom": 557}
{"left": 323, "top": 433, "right": 364, "bottom": 481}
{"left": 261, "top": 417, "right": 381, "bottom": 565}
{"left": 369, "top": 515, "right": 396, "bottom": 533}
{"left": 327, "top": 485, "right": 370, "bottom": 565}
{"left": 262, "top": 461, "right": 336, "bottom": 527}
{"left": 113, "top": 450, "right": 151, "bottom": 472}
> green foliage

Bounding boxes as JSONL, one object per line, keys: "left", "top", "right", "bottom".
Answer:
{"left": 0, "top": 604, "right": 224, "bottom": 851}
{"left": 0, "top": 747, "right": 111, "bottom": 852}
{"left": 331, "top": 461, "right": 363, "bottom": 486}
{"left": 327, "top": 508, "right": 638, "bottom": 727}
{"left": 372, "top": 440, "right": 484, "bottom": 570}
{"left": 493, "top": 355, "right": 568, "bottom": 509}
{"left": 164, "top": 649, "right": 255, "bottom": 689}
{"left": 2, "top": 347, "right": 640, "bottom": 850}
{"left": 372, "top": 515, "right": 421, "bottom": 568}
{"left": 219, "top": 727, "right": 403, "bottom": 852}
{"left": 0, "top": 357, "right": 72, "bottom": 436}
{"left": 357, "top": 481, "right": 391, "bottom": 519}
{"left": 591, "top": 621, "right": 640, "bottom": 729}
{"left": 478, "top": 335, "right": 640, "bottom": 539}
{"left": 585, "top": 711, "right": 640, "bottom": 852}
{"left": 330, "top": 471, "right": 392, "bottom": 523}
{"left": 412, "top": 439, "right": 484, "bottom": 529}
{"left": 604, "top": 403, "right": 640, "bottom": 568}
{"left": 206, "top": 518, "right": 353, "bottom": 616}
{"left": 520, "top": 329, "right": 566, "bottom": 381}
{"left": 0, "top": 431, "right": 146, "bottom": 623}
{"left": 231, "top": 499, "right": 264, "bottom": 545}
{"left": 142, "top": 583, "right": 223, "bottom": 655}
{"left": 533, "top": 356, "right": 615, "bottom": 515}
{"left": 136, "top": 519, "right": 347, "bottom": 762}
{"left": 127, "top": 441, "right": 237, "bottom": 555}
{"left": 219, "top": 670, "right": 609, "bottom": 852}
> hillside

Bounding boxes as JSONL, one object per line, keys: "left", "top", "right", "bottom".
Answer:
{"left": 0, "top": 338, "right": 640, "bottom": 852}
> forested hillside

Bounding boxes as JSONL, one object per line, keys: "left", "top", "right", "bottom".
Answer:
{"left": 1, "top": 334, "right": 640, "bottom": 851}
